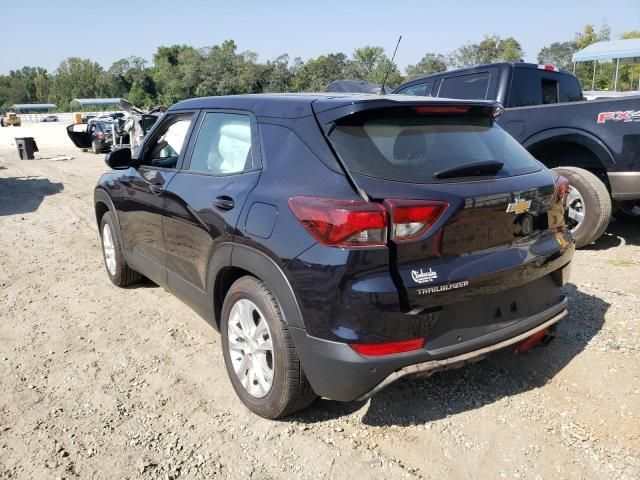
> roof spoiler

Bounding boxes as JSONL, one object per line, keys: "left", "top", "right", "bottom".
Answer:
{"left": 313, "top": 99, "right": 504, "bottom": 126}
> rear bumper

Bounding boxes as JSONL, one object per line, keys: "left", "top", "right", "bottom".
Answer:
{"left": 608, "top": 172, "right": 640, "bottom": 201}
{"left": 291, "top": 296, "right": 568, "bottom": 401}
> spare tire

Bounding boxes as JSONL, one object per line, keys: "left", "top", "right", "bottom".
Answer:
{"left": 552, "top": 167, "right": 611, "bottom": 248}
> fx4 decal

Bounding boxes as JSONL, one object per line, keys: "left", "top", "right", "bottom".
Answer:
{"left": 597, "top": 110, "right": 640, "bottom": 124}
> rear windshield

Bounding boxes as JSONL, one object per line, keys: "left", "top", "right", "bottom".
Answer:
{"left": 328, "top": 109, "right": 540, "bottom": 183}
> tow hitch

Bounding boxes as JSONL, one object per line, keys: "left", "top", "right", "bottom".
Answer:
{"left": 514, "top": 325, "right": 557, "bottom": 353}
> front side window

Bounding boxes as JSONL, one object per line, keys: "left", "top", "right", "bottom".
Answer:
{"left": 142, "top": 114, "right": 194, "bottom": 169}
{"left": 438, "top": 72, "right": 490, "bottom": 100}
{"left": 187, "top": 112, "right": 253, "bottom": 175}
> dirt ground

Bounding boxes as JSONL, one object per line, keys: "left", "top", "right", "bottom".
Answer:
{"left": 0, "top": 123, "right": 638, "bottom": 480}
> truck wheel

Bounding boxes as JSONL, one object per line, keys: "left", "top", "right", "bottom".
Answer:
{"left": 220, "top": 276, "right": 317, "bottom": 419}
{"left": 552, "top": 167, "right": 611, "bottom": 248}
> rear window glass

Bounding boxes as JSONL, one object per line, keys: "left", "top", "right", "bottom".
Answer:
{"left": 438, "top": 72, "right": 490, "bottom": 100}
{"left": 328, "top": 109, "right": 540, "bottom": 184}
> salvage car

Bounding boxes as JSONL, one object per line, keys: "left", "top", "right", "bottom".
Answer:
{"left": 41, "top": 115, "right": 59, "bottom": 122}
{"left": 67, "top": 120, "right": 115, "bottom": 154}
{"left": 94, "top": 94, "right": 574, "bottom": 418}
{"left": 394, "top": 62, "right": 640, "bottom": 246}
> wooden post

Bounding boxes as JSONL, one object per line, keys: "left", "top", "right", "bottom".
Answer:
{"left": 614, "top": 58, "right": 620, "bottom": 91}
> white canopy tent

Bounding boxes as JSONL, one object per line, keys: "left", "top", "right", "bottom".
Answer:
{"left": 572, "top": 38, "right": 640, "bottom": 91}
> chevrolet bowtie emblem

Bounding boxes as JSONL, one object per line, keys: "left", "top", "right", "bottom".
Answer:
{"left": 506, "top": 198, "right": 532, "bottom": 214}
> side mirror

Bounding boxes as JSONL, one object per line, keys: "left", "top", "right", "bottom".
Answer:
{"left": 105, "top": 147, "right": 133, "bottom": 169}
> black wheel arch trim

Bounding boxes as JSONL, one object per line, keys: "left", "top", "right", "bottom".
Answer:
{"left": 212, "top": 243, "right": 305, "bottom": 330}
{"left": 522, "top": 128, "right": 616, "bottom": 170}
{"left": 93, "top": 188, "right": 124, "bottom": 246}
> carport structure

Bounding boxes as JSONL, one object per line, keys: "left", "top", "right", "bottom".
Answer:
{"left": 69, "top": 98, "right": 122, "bottom": 110}
{"left": 12, "top": 103, "right": 57, "bottom": 113}
{"left": 572, "top": 38, "right": 640, "bottom": 91}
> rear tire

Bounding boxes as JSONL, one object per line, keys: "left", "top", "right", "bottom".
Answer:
{"left": 613, "top": 200, "right": 640, "bottom": 224}
{"left": 552, "top": 167, "right": 611, "bottom": 248}
{"left": 99, "top": 212, "right": 142, "bottom": 287}
{"left": 221, "top": 276, "right": 317, "bottom": 419}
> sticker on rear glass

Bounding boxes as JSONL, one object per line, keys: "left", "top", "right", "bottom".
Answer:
{"left": 597, "top": 110, "right": 640, "bottom": 123}
{"left": 411, "top": 268, "right": 438, "bottom": 284}
{"left": 417, "top": 280, "right": 469, "bottom": 295}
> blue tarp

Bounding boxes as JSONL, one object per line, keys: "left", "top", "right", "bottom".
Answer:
{"left": 573, "top": 39, "right": 640, "bottom": 63}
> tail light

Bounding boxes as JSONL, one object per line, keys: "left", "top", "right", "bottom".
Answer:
{"left": 554, "top": 175, "right": 570, "bottom": 206}
{"left": 288, "top": 196, "right": 387, "bottom": 247}
{"left": 289, "top": 196, "right": 448, "bottom": 247}
{"left": 351, "top": 338, "right": 424, "bottom": 356}
{"left": 386, "top": 199, "right": 448, "bottom": 242}
{"left": 96, "top": 133, "right": 104, "bottom": 139}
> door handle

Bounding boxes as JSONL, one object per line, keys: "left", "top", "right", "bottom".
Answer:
{"left": 213, "top": 196, "right": 235, "bottom": 211}
{"left": 148, "top": 183, "right": 165, "bottom": 195}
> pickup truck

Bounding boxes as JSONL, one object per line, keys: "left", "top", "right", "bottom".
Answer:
{"left": 394, "top": 62, "right": 640, "bottom": 247}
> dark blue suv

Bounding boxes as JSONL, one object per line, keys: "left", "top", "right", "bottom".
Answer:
{"left": 94, "top": 93, "right": 574, "bottom": 418}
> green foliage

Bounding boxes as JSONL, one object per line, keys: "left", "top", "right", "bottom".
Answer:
{"left": 405, "top": 53, "right": 447, "bottom": 80}
{"left": 1, "top": 24, "right": 636, "bottom": 111}
{"left": 537, "top": 42, "right": 575, "bottom": 70}
{"left": 534, "top": 22, "right": 639, "bottom": 92}
{"left": 450, "top": 35, "right": 524, "bottom": 68}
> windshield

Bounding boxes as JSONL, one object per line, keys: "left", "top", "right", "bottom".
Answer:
{"left": 328, "top": 110, "right": 540, "bottom": 183}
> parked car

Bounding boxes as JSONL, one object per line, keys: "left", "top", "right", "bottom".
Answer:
{"left": 66, "top": 120, "right": 115, "bottom": 153}
{"left": 94, "top": 94, "right": 574, "bottom": 418}
{"left": 41, "top": 115, "right": 59, "bottom": 122}
{"left": 394, "top": 63, "right": 640, "bottom": 246}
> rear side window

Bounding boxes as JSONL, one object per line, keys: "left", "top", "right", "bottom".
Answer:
{"left": 438, "top": 72, "right": 490, "bottom": 100}
{"left": 509, "top": 68, "right": 583, "bottom": 107}
{"left": 187, "top": 112, "right": 253, "bottom": 175}
{"left": 397, "top": 82, "right": 431, "bottom": 96}
{"left": 328, "top": 109, "right": 540, "bottom": 184}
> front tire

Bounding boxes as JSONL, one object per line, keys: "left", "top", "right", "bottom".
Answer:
{"left": 220, "top": 276, "right": 317, "bottom": 419}
{"left": 99, "top": 212, "right": 142, "bottom": 287}
{"left": 552, "top": 167, "right": 611, "bottom": 248}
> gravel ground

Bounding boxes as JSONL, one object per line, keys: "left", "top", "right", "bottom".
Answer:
{"left": 0, "top": 123, "right": 638, "bottom": 479}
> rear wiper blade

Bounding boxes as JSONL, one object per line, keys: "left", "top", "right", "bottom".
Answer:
{"left": 433, "top": 160, "right": 504, "bottom": 180}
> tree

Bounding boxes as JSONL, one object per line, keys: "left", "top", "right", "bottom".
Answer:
{"left": 344, "top": 46, "right": 403, "bottom": 87}
{"left": 291, "top": 53, "right": 348, "bottom": 92}
{"left": 537, "top": 41, "right": 575, "bottom": 70}
{"left": 261, "top": 54, "right": 293, "bottom": 93}
{"left": 450, "top": 35, "right": 524, "bottom": 68}
{"left": 152, "top": 45, "right": 201, "bottom": 105}
{"left": 405, "top": 53, "right": 447, "bottom": 80}
{"left": 48, "top": 58, "right": 106, "bottom": 109}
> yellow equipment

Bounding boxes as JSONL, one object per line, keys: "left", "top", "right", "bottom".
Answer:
{"left": 2, "top": 111, "right": 21, "bottom": 127}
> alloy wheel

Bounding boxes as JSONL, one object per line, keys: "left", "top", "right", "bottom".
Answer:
{"left": 227, "top": 299, "right": 274, "bottom": 398}
{"left": 565, "top": 185, "right": 586, "bottom": 233}
{"left": 102, "top": 223, "right": 116, "bottom": 275}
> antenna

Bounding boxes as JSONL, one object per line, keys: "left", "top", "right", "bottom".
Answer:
{"left": 380, "top": 35, "right": 402, "bottom": 94}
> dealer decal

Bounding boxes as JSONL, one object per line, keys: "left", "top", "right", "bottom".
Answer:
{"left": 411, "top": 268, "right": 438, "bottom": 284}
{"left": 417, "top": 280, "right": 469, "bottom": 295}
{"left": 597, "top": 110, "right": 640, "bottom": 124}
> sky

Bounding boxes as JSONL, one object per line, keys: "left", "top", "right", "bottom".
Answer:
{"left": 1, "top": 0, "right": 639, "bottom": 74}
